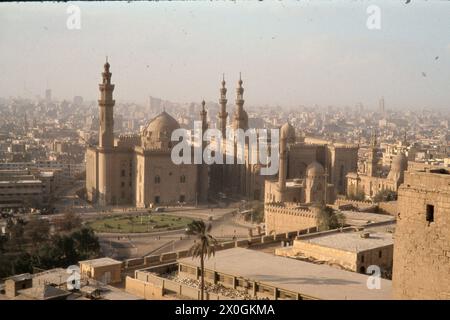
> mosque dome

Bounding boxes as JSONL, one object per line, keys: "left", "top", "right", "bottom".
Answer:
{"left": 145, "top": 111, "right": 179, "bottom": 136}
{"left": 141, "top": 111, "right": 180, "bottom": 149}
{"left": 306, "top": 161, "right": 325, "bottom": 177}
{"left": 280, "top": 122, "right": 296, "bottom": 143}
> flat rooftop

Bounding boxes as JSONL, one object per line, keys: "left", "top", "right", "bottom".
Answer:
{"left": 79, "top": 257, "right": 122, "bottom": 268}
{"left": 178, "top": 248, "right": 392, "bottom": 300}
{"left": 299, "top": 229, "right": 393, "bottom": 253}
{"left": 342, "top": 211, "right": 395, "bottom": 226}
{"left": 32, "top": 268, "right": 69, "bottom": 286}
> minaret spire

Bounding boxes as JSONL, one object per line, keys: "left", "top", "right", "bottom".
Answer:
{"left": 198, "top": 99, "right": 209, "bottom": 203}
{"left": 200, "top": 99, "right": 207, "bottom": 131}
{"left": 233, "top": 73, "right": 248, "bottom": 130}
{"left": 218, "top": 74, "right": 228, "bottom": 138}
{"left": 98, "top": 59, "right": 115, "bottom": 148}
{"left": 367, "top": 129, "right": 379, "bottom": 177}
{"left": 278, "top": 129, "right": 288, "bottom": 197}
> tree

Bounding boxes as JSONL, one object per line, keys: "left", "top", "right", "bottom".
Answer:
{"left": 54, "top": 211, "right": 82, "bottom": 232}
{"left": 5, "top": 217, "right": 26, "bottom": 252}
{"left": 347, "top": 189, "right": 366, "bottom": 201}
{"left": 23, "top": 216, "right": 50, "bottom": 247}
{"left": 187, "top": 220, "right": 217, "bottom": 300}
{"left": 373, "top": 189, "right": 397, "bottom": 202}
{"left": 71, "top": 227, "right": 100, "bottom": 259}
{"left": 316, "top": 206, "right": 346, "bottom": 231}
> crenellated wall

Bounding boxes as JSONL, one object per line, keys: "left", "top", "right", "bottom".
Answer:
{"left": 264, "top": 203, "right": 318, "bottom": 234}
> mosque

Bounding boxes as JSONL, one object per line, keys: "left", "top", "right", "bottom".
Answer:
{"left": 86, "top": 60, "right": 358, "bottom": 208}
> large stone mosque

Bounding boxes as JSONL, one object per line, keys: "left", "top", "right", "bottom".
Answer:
{"left": 86, "top": 61, "right": 359, "bottom": 209}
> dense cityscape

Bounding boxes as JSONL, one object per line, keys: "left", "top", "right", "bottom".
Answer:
{"left": 0, "top": 1, "right": 449, "bottom": 305}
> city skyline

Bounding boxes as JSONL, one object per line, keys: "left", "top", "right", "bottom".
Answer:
{"left": 1, "top": 1, "right": 450, "bottom": 109}
{"left": 1, "top": 1, "right": 450, "bottom": 304}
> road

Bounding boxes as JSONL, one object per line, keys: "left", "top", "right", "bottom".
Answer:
{"left": 47, "top": 180, "right": 260, "bottom": 260}
{"left": 97, "top": 209, "right": 257, "bottom": 259}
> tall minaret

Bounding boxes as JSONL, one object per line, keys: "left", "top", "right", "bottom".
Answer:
{"left": 198, "top": 100, "right": 209, "bottom": 203}
{"left": 218, "top": 74, "right": 228, "bottom": 138}
{"left": 366, "top": 129, "right": 378, "bottom": 177}
{"left": 278, "top": 129, "right": 288, "bottom": 200}
{"left": 233, "top": 73, "right": 248, "bottom": 131}
{"left": 200, "top": 100, "right": 208, "bottom": 134}
{"left": 98, "top": 57, "right": 115, "bottom": 149}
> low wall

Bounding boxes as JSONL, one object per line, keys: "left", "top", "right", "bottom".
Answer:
{"left": 161, "top": 252, "right": 177, "bottom": 262}
{"left": 264, "top": 205, "right": 318, "bottom": 235}
{"left": 121, "top": 225, "right": 359, "bottom": 274}
{"left": 130, "top": 270, "right": 234, "bottom": 300}
{"left": 378, "top": 201, "right": 398, "bottom": 216}
{"left": 125, "top": 277, "right": 164, "bottom": 300}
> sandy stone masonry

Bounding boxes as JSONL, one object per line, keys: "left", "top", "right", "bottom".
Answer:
{"left": 393, "top": 169, "right": 450, "bottom": 299}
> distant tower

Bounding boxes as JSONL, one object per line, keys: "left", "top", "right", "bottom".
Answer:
{"left": 97, "top": 58, "right": 116, "bottom": 206}
{"left": 379, "top": 97, "right": 385, "bottom": 118}
{"left": 305, "top": 161, "right": 326, "bottom": 204}
{"left": 24, "top": 112, "right": 28, "bottom": 133}
{"left": 98, "top": 58, "right": 115, "bottom": 149}
{"left": 366, "top": 130, "right": 378, "bottom": 177}
{"left": 218, "top": 74, "right": 228, "bottom": 138}
{"left": 278, "top": 127, "right": 288, "bottom": 198}
{"left": 232, "top": 73, "right": 248, "bottom": 131}
{"left": 45, "top": 89, "right": 52, "bottom": 103}
{"left": 197, "top": 100, "right": 209, "bottom": 203}
{"left": 278, "top": 122, "right": 296, "bottom": 202}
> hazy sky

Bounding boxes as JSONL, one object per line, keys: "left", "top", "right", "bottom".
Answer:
{"left": 1, "top": 1, "right": 450, "bottom": 109}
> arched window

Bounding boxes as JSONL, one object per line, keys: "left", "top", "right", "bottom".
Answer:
{"left": 180, "top": 175, "right": 186, "bottom": 183}
{"left": 154, "top": 175, "right": 160, "bottom": 184}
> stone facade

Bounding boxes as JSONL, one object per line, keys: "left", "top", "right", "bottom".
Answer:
{"left": 392, "top": 169, "right": 450, "bottom": 299}
{"left": 86, "top": 62, "right": 202, "bottom": 207}
{"left": 264, "top": 203, "right": 319, "bottom": 234}
{"left": 347, "top": 150, "right": 408, "bottom": 200}
{"left": 276, "top": 227, "right": 394, "bottom": 275}
{"left": 79, "top": 258, "right": 123, "bottom": 284}
{"left": 86, "top": 61, "right": 358, "bottom": 208}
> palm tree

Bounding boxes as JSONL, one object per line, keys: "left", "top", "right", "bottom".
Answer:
{"left": 187, "top": 220, "right": 217, "bottom": 300}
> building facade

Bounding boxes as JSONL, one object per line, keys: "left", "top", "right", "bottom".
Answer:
{"left": 392, "top": 169, "right": 450, "bottom": 299}
{"left": 86, "top": 61, "right": 358, "bottom": 208}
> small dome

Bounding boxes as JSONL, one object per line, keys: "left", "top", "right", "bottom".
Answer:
{"left": 306, "top": 161, "right": 325, "bottom": 176}
{"left": 280, "top": 122, "right": 296, "bottom": 142}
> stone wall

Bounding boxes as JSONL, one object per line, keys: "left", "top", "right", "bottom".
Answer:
{"left": 392, "top": 171, "right": 450, "bottom": 299}
{"left": 378, "top": 201, "right": 398, "bottom": 216}
{"left": 125, "top": 276, "right": 164, "bottom": 300}
{"left": 277, "top": 241, "right": 358, "bottom": 271}
{"left": 264, "top": 204, "right": 318, "bottom": 234}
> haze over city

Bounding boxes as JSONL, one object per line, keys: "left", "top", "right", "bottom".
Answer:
{"left": 1, "top": 1, "right": 450, "bottom": 109}
{"left": 0, "top": 0, "right": 450, "bottom": 305}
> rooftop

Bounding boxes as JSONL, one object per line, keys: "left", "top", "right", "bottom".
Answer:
{"left": 5, "top": 273, "right": 31, "bottom": 282}
{"left": 341, "top": 211, "right": 396, "bottom": 226}
{"left": 299, "top": 228, "right": 393, "bottom": 253}
{"left": 32, "top": 268, "right": 69, "bottom": 286}
{"left": 18, "top": 285, "right": 71, "bottom": 300}
{"left": 178, "top": 248, "right": 392, "bottom": 300}
{"left": 79, "top": 257, "right": 122, "bottom": 268}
